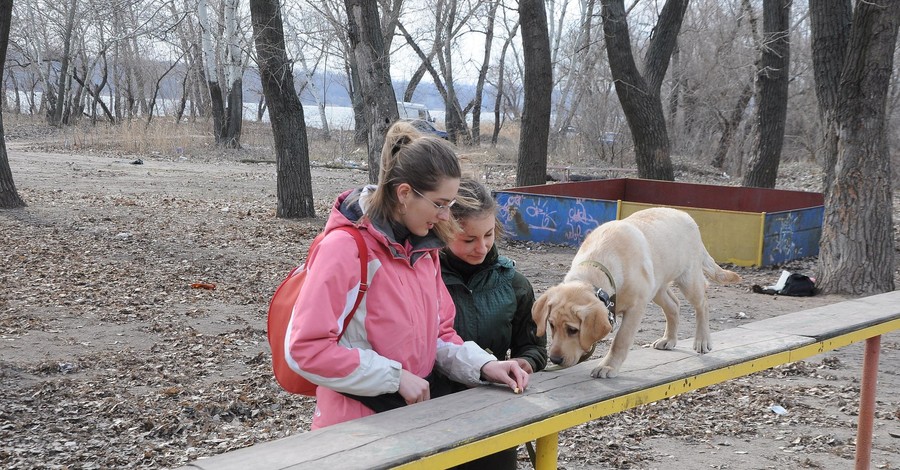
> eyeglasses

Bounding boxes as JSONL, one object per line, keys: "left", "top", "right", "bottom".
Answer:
{"left": 411, "top": 187, "right": 456, "bottom": 213}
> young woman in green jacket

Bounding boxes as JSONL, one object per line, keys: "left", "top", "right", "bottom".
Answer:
{"left": 438, "top": 177, "right": 548, "bottom": 469}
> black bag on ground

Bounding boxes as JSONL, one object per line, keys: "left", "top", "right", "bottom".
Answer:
{"left": 752, "top": 272, "right": 816, "bottom": 297}
{"left": 780, "top": 273, "right": 816, "bottom": 296}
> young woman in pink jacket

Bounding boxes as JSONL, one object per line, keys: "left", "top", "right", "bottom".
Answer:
{"left": 287, "top": 121, "right": 529, "bottom": 429}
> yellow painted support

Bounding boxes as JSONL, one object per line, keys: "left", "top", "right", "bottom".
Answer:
{"left": 395, "top": 317, "right": 900, "bottom": 469}
{"left": 535, "top": 433, "right": 558, "bottom": 470}
{"left": 756, "top": 212, "right": 766, "bottom": 266}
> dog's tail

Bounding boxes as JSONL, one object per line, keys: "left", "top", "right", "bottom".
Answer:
{"left": 702, "top": 255, "right": 742, "bottom": 284}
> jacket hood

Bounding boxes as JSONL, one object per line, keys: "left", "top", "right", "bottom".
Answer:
{"left": 325, "top": 186, "right": 445, "bottom": 261}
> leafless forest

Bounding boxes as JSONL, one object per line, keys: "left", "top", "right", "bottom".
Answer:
{"left": 2, "top": 0, "right": 896, "bottom": 176}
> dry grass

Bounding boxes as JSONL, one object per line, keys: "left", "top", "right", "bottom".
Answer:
{"left": 5, "top": 113, "right": 650, "bottom": 184}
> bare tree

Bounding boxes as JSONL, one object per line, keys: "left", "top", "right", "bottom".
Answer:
{"left": 198, "top": 0, "right": 244, "bottom": 148}
{"left": 515, "top": 0, "right": 552, "bottom": 186}
{"left": 812, "top": 0, "right": 898, "bottom": 295}
{"left": 345, "top": 0, "right": 398, "bottom": 183}
{"left": 601, "top": 0, "right": 687, "bottom": 181}
{"left": 0, "top": 0, "right": 25, "bottom": 208}
{"left": 742, "top": 0, "right": 791, "bottom": 188}
{"left": 48, "top": 0, "right": 78, "bottom": 126}
{"left": 490, "top": 14, "right": 519, "bottom": 146}
{"left": 249, "top": 0, "right": 315, "bottom": 218}
{"left": 222, "top": 0, "right": 244, "bottom": 148}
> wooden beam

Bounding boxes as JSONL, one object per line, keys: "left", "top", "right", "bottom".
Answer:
{"left": 179, "top": 291, "right": 900, "bottom": 470}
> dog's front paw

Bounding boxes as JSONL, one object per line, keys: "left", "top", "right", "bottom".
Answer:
{"left": 694, "top": 338, "right": 713, "bottom": 354}
{"left": 652, "top": 337, "right": 678, "bottom": 350}
{"left": 590, "top": 365, "right": 619, "bottom": 379}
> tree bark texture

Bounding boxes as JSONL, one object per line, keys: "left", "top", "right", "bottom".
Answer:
{"left": 344, "top": 0, "right": 399, "bottom": 184}
{"left": 742, "top": 0, "right": 791, "bottom": 188}
{"left": 249, "top": 0, "right": 316, "bottom": 219}
{"left": 816, "top": 0, "right": 898, "bottom": 295}
{"left": 601, "top": 0, "right": 686, "bottom": 181}
{"left": 516, "top": 0, "right": 552, "bottom": 187}
{"left": 0, "top": 0, "right": 24, "bottom": 208}
{"left": 809, "top": 0, "right": 852, "bottom": 190}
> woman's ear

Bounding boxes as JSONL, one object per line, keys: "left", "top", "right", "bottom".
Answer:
{"left": 395, "top": 183, "right": 412, "bottom": 204}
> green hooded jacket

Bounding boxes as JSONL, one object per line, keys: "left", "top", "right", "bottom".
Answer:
{"left": 440, "top": 245, "right": 548, "bottom": 373}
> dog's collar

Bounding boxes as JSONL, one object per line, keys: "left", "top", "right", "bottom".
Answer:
{"left": 578, "top": 260, "right": 617, "bottom": 329}
{"left": 578, "top": 260, "right": 617, "bottom": 292}
{"left": 595, "top": 288, "right": 617, "bottom": 329}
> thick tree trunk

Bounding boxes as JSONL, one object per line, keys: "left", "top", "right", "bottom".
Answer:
{"left": 743, "top": 0, "right": 791, "bottom": 188}
{"left": 515, "top": 0, "right": 552, "bottom": 187}
{"left": 344, "top": 0, "right": 399, "bottom": 184}
{"left": 816, "top": 1, "right": 898, "bottom": 295}
{"left": 249, "top": 0, "right": 315, "bottom": 219}
{"left": 809, "top": 0, "right": 852, "bottom": 191}
{"left": 601, "top": 0, "right": 686, "bottom": 181}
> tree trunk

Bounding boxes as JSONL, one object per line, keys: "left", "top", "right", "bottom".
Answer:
{"left": 809, "top": 0, "right": 852, "bottom": 191}
{"left": 711, "top": 81, "right": 753, "bottom": 169}
{"left": 345, "top": 57, "right": 367, "bottom": 145}
{"left": 515, "top": 0, "right": 552, "bottom": 187}
{"left": 249, "top": 0, "right": 315, "bottom": 219}
{"left": 345, "top": 0, "right": 399, "bottom": 183}
{"left": 199, "top": 0, "right": 226, "bottom": 144}
{"left": 492, "top": 20, "right": 519, "bottom": 146}
{"left": 743, "top": 0, "right": 791, "bottom": 188}
{"left": 0, "top": 0, "right": 24, "bottom": 208}
{"left": 223, "top": 0, "right": 243, "bottom": 149}
{"left": 50, "top": 0, "right": 77, "bottom": 126}
{"left": 601, "top": 0, "right": 686, "bottom": 181}
{"left": 815, "top": 1, "right": 898, "bottom": 295}
{"left": 471, "top": 0, "right": 499, "bottom": 146}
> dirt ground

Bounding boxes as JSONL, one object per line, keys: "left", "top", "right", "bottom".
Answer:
{"left": 1, "top": 127, "right": 899, "bottom": 469}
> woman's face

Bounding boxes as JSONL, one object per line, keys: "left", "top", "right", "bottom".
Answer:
{"left": 396, "top": 178, "right": 459, "bottom": 237}
{"left": 447, "top": 212, "right": 496, "bottom": 265}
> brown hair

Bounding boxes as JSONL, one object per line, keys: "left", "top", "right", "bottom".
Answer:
{"left": 365, "top": 121, "right": 461, "bottom": 242}
{"left": 450, "top": 177, "right": 504, "bottom": 236}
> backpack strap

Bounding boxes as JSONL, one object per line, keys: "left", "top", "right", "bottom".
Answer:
{"left": 330, "top": 226, "right": 368, "bottom": 340}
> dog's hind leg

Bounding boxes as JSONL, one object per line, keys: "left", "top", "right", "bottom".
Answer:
{"left": 651, "top": 287, "right": 680, "bottom": 350}
{"left": 679, "top": 274, "right": 712, "bottom": 353}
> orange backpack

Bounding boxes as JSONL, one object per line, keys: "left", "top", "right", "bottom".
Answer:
{"left": 267, "top": 226, "right": 368, "bottom": 395}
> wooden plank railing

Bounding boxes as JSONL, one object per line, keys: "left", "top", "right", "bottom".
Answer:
{"left": 179, "top": 290, "right": 900, "bottom": 470}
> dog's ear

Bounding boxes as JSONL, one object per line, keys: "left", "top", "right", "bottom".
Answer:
{"left": 577, "top": 304, "right": 611, "bottom": 352}
{"left": 532, "top": 291, "right": 552, "bottom": 337}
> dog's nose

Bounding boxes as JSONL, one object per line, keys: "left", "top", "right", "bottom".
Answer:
{"left": 549, "top": 356, "right": 564, "bottom": 365}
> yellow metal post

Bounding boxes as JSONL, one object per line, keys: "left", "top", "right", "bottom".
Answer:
{"left": 534, "top": 433, "right": 558, "bottom": 470}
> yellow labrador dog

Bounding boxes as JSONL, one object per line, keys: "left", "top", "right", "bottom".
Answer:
{"left": 533, "top": 207, "right": 741, "bottom": 378}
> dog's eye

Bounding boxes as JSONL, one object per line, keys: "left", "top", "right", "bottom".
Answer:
{"left": 565, "top": 325, "right": 579, "bottom": 336}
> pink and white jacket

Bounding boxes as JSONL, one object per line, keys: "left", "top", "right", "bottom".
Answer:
{"left": 287, "top": 187, "right": 495, "bottom": 429}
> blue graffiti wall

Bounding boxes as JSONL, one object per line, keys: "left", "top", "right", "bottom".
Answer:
{"left": 762, "top": 206, "right": 824, "bottom": 265}
{"left": 494, "top": 192, "right": 618, "bottom": 246}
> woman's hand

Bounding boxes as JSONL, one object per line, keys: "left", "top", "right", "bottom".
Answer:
{"left": 480, "top": 360, "right": 529, "bottom": 394}
{"left": 398, "top": 369, "right": 430, "bottom": 405}
{"left": 513, "top": 358, "right": 534, "bottom": 374}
